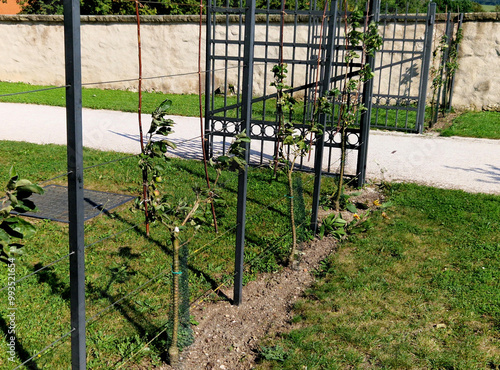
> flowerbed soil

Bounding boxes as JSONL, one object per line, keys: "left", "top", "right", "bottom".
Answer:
{"left": 159, "top": 187, "right": 383, "bottom": 369}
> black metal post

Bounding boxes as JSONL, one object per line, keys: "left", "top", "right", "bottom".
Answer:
{"left": 310, "top": 0, "right": 338, "bottom": 233}
{"left": 356, "top": 0, "right": 380, "bottom": 187}
{"left": 63, "top": 0, "right": 86, "bottom": 368}
{"left": 417, "top": 2, "right": 435, "bottom": 133}
{"left": 234, "top": 0, "right": 256, "bottom": 306}
{"left": 204, "top": 0, "right": 213, "bottom": 158}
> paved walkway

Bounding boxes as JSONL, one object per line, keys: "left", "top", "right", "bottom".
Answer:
{"left": 1, "top": 102, "right": 498, "bottom": 195}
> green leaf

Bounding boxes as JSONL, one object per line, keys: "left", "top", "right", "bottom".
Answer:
{"left": 4, "top": 217, "right": 36, "bottom": 239}
{"left": 147, "top": 122, "right": 158, "bottom": 135}
{"left": 156, "top": 99, "right": 172, "bottom": 113}
{"left": 319, "top": 224, "right": 325, "bottom": 239}
{"left": 7, "top": 192, "right": 18, "bottom": 205}
{"left": 9, "top": 166, "right": 17, "bottom": 179}
{"left": 163, "top": 140, "right": 177, "bottom": 150}
{"left": 15, "top": 179, "right": 33, "bottom": 187}
{"left": 17, "top": 184, "right": 45, "bottom": 195}
{"left": 13, "top": 200, "right": 37, "bottom": 213}
{"left": 346, "top": 203, "right": 357, "bottom": 213}
{"left": 0, "top": 228, "right": 11, "bottom": 243}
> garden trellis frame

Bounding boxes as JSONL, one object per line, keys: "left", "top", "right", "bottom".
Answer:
{"left": 3, "top": 1, "right": 439, "bottom": 367}
{"left": 204, "top": 0, "right": 383, "bottom": 303}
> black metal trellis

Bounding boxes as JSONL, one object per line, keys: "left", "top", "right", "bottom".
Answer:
{"left": 204, "top": 0, "right": 383, "bottom": 299}
{"left": 204, "top": 0, "right": 374, "bottom": 176}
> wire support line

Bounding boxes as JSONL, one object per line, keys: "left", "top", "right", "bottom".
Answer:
{"left": 117, "top": 215, "right": 317, "bottom": 363}
{"left": 38, "top": 171, "right": 72, "bottom": 186}
{"left": 83, "top": 154, "right": 139, "bottom": 171}
{"left": 86, "top": 268, "right": 166, "bottom": 324}
{"left": 0, "top": 85, "right": 69, "bottom": 98}
{"left": 84, "top": 224, "right": 140, "bottom": 251}
{"left": 188, "top": 222, "right": 239, "bottom": 258}
{"left": 188, "top": 169, "right": 315, "bottom": 263}
{"left": 0, "top": 63, "right": 268, "bottom": 100}
{"left": 0, "top": 252, "right": 74, "bottom": 293}
{"left": 81, "top": 65, "right": 246, "bottom": 88}
{"left": 172, "top": 134, "right": 202, "bottom": 146}
{"left": 11, "top": 329, "right": 74, "bottom": 370}
{"left": 190, "top": 214, "right": 312, "bottom": 308}
{"left": 115, "top": 319, "right": 171, "bottom": 369}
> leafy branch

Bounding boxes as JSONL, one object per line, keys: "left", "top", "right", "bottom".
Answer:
{"left": 321, "top": 4, "right": 382, "bottom": 212}
{"left": 0, "top": 167, "right": 44, "bottom": 260}
{"left": 271, "top": 63, "right": 322, "bottom": 265}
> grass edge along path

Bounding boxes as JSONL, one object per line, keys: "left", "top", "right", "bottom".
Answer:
{"left": 2, "top": 81, "right": 500, "bottom": 140}
{"left": 256, "top": 183, "right": 500, "bottom": 369}
{"left": 439, "top": 111, "right": 500, "bottom": 140}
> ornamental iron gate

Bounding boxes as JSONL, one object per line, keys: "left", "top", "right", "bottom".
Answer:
{"left": 204, "top": 0, "right": 437, "bottom": 178}
{"left": 371, "top": 2, "right": 436, "bottom": 133}
{"left": 204, "top": 0, "right": 378, "bottom": 181}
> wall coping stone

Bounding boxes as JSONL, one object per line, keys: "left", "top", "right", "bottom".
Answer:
{"left": 1, "top": 12, "right": 499, "bottom": 24}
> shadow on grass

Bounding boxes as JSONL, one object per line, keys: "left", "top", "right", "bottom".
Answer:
{"left": 0, "top": 316, "right": 40, "bottom": 370}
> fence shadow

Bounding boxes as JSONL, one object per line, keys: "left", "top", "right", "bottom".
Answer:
{"left": 444, "top": 163, "right": 500, "bottom": 185}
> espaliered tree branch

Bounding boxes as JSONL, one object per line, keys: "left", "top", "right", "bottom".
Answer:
{"left": 271, "top": 63, "right": 322, "bottom": 265}
{"left": 321, "top": 1, "right": 382, "bottom": 212}
{"left": 0, "top": 167, "right": 44, "bottom": 260}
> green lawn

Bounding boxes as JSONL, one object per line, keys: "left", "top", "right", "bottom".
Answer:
{"left": 0, "top": 140, "right": 312, "bottom": 368}
{"left": 257, "top": 183, "right": 500, "bottom": 369}
{"left": 481, "top": 4, "right": 499, "bottom": 11}
{"left": 439, "top": 111, "right": 500, "bottom": 140}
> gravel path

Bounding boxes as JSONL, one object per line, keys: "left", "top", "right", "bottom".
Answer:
{"left": 1, "top": 102, "right": 498, "bottom": 195}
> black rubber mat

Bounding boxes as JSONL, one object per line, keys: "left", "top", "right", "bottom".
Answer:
{"left": 12, "top": 184, "right": 135, "bottom": 223}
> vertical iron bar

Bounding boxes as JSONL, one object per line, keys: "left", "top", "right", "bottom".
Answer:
{"left": 417, "top": 2, "right": 435, "bottom": 133}
{"left": 373, "top": 4, "right": 388, "bottom": 128}
{"left": 205, "top": 0, "right": 213, "bottom": 158}
{"left": 447, "top": 13, "right": 463, "bottom": 112}
{"left": 356, "top": 0, "right": 379, "bottom": 187}
{"left": 311, "top": 0, "right": 338, "bottom": 233}
{"left": 385, "top": 10, "right": 397, "bottom": 128}
{"left": 405, "top": 8, "right": 419, "bottom": 131}
{"left": 234, "top": 0, "right": 256, "bottom": 306}
{"left": 63, "top": 0, "right": 86, "bottom": 367}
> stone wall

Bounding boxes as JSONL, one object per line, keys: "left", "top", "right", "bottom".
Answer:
{"left": 0, "top": 13, "right": 498, "bottom": 110}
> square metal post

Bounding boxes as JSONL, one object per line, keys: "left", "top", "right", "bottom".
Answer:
{"left": 310, "top": 0, "right": 338, "bottom": 233}
{"left": 63, "top": 0, "right": 86, "bottom": 367}
{"left": 234, "top": 0, "right": 256, "bottom": 306}
{"left": 204, "top": 0, "right": 214, "bottom": 158}
{"left": 356, "top": 0, "right": 380, "bottom": 187}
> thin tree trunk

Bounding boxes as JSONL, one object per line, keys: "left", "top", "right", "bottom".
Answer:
{"left": 334, "top": 125, "right": 347, "bottom": 212}
{"left": 287, "top": 165, "right": 297, "bottom": 265}
{"left": 169, "top": 228, "right": 180, "bottom": 367}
